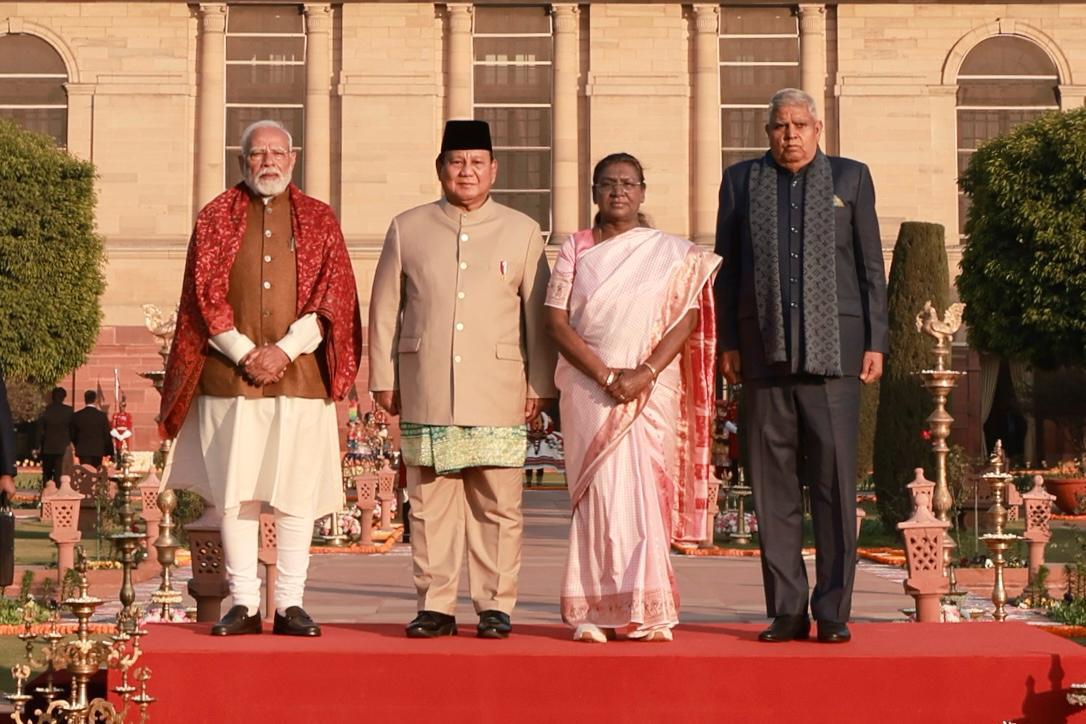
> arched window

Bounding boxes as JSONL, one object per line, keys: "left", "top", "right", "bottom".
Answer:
{"left": 956, "top": 36, "right": 1059, "bottom": 236}
{"left": 0, "top": 33, "right": 68, "bottom": 146}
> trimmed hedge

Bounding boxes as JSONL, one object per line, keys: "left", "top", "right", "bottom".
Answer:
{"left": 0, "top": 119, "right": 104, "bottom": 385}
{"left": 872, "top": 221, "right": 950, "bottom": 531}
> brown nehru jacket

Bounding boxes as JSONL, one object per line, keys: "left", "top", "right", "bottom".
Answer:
{"left": 198, "top": 191, "right": 330, "bottom": 399}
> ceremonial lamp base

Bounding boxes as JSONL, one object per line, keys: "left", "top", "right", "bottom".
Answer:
{"left": 728, "top": 483, "right": 753, "bottom": 546}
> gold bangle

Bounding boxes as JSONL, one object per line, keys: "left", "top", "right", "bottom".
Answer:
{"left": 641, "top": 361, "right": 659, "bottom": 380}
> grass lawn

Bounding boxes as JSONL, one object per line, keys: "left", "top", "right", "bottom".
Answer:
{"left": 0, "top": 635, "right": 27, "bottom": 693}
{"left": 9, "top": 518, "right": 125, "bottom": 569}
{"left": 12, "top": 520, "right": 56, "bottom": 567}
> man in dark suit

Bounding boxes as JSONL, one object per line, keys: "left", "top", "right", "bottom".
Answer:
{"left": 69, "top": 389, "right": 112, "bottom": 468}
{"left": 0, "top": 377, "right": 16, "bottom": 499}
{"left": 37, "top": 387, "right": 73, "bottom": 483}
{"left": 714, "top": 88, "right": 888, "bottom": 644}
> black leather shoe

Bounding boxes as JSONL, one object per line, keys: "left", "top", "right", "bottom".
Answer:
{"left": 406, "top": 611, "right": 458, "bottom": 638}
{"left": 757, "top": 614, "right": 810, "bottom": 643}
{"left": 816, "top": 620, "right": 851, "bottom": 643}
{"left": 210, "top": 605, "right": 262, "bottom": 636}
{"left": 477, "top": 610, "right": 512, "bottom": 639}
{"left": 273, "top": 606, "right": 321, "bottom": 637}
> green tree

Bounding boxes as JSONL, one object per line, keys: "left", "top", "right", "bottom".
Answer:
{"left": 957, "top": 108, "right": 1086, "bottom": 371}
{"left": 873, "top": 221, "right": 950, "bottom": 531}
{"left": 856, "top": 382, "right": 879, "bottom": 488}
{"left": 0, "top": 120, "right": 104, "bottom": 386}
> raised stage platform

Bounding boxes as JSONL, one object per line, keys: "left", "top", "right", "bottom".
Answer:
{"left": 123, "top": 622, "right": 1086, "bottom": 723}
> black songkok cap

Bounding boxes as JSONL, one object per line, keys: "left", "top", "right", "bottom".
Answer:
{"left": 440, "top": 120, "right": 493, "bottom": 153}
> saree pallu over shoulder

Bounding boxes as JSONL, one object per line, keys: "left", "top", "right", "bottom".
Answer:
{"left": 563, "top": 228, "right": 721, "bottom": 544}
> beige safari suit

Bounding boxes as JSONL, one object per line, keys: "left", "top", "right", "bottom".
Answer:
{"left": 368, "top": 196, "right": 557, "bottom": 616}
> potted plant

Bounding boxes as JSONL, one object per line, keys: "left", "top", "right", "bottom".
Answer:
{"left": 1045, "top": 457, "right": 1086, "bottom": 515}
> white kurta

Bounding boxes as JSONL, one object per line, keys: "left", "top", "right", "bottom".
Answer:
{"left": 162, "top": 314, "right": 344, "bottom": 519}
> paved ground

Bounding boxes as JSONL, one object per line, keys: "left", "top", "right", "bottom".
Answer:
{"left": 103, "top": 489, "right": 916, "bottom": 626}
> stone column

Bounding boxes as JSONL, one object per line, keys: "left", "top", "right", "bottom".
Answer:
{"left": 550, "top": 4, "right": 580, "bottom": 242}
{"left": 63, "top": 83, "right": 94, "bottom": 162}
{"left": 1059, "top": 85, "right": 1086, "bottom": 110}
{"left": 691, "top": 5, "right": 720, "bottom": 246}
{"left": 446, "top": 4, "right": 474, "bottom": 120}
{"left": 195, "top": 3, "right": 228, "bottom": 211}
{"left": 304, "top": 3, "right": 333, "bottom": 202}
{"left": 797, "top": 5, "right": 827, "bottom": 120}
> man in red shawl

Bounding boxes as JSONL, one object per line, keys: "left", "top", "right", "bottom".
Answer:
{"left": 161, "top": 120, "right": 362, "bottom": 638}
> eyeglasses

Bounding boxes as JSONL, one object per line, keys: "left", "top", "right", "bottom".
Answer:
{"left": 246, "top": 147, "right": 291, "bottom": 162}
{"left": 594, "top": 179, "right": 642, "bottom": 194}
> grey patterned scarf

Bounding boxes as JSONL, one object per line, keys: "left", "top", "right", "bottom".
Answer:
{"left": 748, "top": 151, "right": 841, "bottom": 376}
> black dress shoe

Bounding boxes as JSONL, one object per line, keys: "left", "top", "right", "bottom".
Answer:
{"left": 816, "top": 620, "right": 851, "bottom": 643}
{"left": 210, "top": 605, "right": 262, "bottom": 636}
{"left": 757, "top": 614, "right": 810, "bottom": 643}
{"left": 273, "top": 606, "right": 321, "bottom": 637}
{"left": 406, "top": 611, "right": 458, "bottom": 638}
{"left": 477, "top": 610, "right": 512, "bottom": 639}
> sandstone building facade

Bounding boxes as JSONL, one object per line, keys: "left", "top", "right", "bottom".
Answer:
{"left": 2, "top": 1, "right": 1083, "bottom": 459}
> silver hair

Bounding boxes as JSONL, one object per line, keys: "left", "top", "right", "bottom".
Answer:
{"left": 239, "top": 120, "right": 293, "bottom": 154}
{"left": 767, "top": 88, "right": 819, "bottom": 124}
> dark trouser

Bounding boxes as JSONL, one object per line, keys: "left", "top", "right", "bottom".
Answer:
{"left": 77, "top": 455, "right": 103, "bottom": 469}
{"left": 41, "top": 454, "right": 62, "bottom": 483}
{"left": 745, "top": 375, "right": 860, "bottom": 623}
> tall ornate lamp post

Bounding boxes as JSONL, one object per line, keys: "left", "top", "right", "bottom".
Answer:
{"left": 137, "top": 303, "right": 177, "bottom": 468}
{"left": 915, "top": 300, "right": 966, "bottom": 590}
{"left": 980, "top": 442, "right": 1021, "bottom": 621}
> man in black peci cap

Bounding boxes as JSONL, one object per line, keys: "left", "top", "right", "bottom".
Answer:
{"left": 369, "top": 120, "right": 557, "bottom": 639}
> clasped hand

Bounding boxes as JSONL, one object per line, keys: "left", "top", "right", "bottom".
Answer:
{"left": 603, "top": 367, "right": 653, "bottom": 405}
{"left": 240, "top": 344, "right": 290, "bottom": 386}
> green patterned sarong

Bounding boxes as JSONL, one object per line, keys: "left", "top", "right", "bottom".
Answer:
{"left": 400, "top": 423, "right": 527, "bottom": 474}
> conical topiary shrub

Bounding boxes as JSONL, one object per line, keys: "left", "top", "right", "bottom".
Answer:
{"left": 872, "top": 221, "right": 950, "bottom": 532}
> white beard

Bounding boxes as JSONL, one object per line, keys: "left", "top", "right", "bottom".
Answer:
{"left": 244, "top": 169, "right": 291, "bottom": 197}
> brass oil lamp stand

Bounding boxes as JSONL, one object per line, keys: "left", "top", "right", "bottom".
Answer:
{"left": 321, "top": 509, "right": 350, "bottom": 547}
{"left": 138, "top": 305, "right": 177, "bottom": 469}
{"left": 5, "top": 548, "right": 155, "bottom": 722}
{"left": 728, "top": 468, "right": 753, "bottom": 545}
{"left": 980, "top": 442, "right": 1021, "bottom": 622}
{"left": 110, "top": 462, "right": 146, "bottom": 630}
{"left": 915, "top": 301, "right": 967, "bottom": 596}
{"left": 151, "top": 489, "right": 184, "bottom": 619}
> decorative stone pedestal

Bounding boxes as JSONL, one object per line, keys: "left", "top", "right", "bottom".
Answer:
{"left": 1023, "top": 475, "right": 1056, "bottom": 576}
{"left": 185, "top": 509, "right": 228, "bottom": 622}
{"left": 376, "top": 471, "right": 396, "bottom": 532}
{"left": 69, "top": 464, "right": 109, "bottom": 536}
{"left": 258, "top": 512, "right": 278, "bottom": 622}
{"left": 699, "top": 480, "right": 722, "bottom": 549}
{"left": 354, "top": 475, "right": 377, "bottom": 546}
{"left": 40, "top": 479, "right": 57, "bottom": 522}
{"left": 138, "top": 471, "right": 163, "bottom": 557}
{"left": 48, "top": 476, "right": 83, "bottom": 582}
{"left": 898, "top": 469, "right": 949, "bottom": 622}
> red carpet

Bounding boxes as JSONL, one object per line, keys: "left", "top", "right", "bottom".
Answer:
{"left": 123, "top": 622, "right": 1086, "bottom": 723}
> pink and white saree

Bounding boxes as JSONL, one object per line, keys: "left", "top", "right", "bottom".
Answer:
{"left": 547, "top": 227, "right": 720, "bottom": 631}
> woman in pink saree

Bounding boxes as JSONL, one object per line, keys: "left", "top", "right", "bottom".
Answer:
{"left": 545, "top": 154, "right": 721, "bottom": 642}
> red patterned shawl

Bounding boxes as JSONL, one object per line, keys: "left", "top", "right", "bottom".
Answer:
{"left": 159, "top": 183, "right": 362, "bottom": 438}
